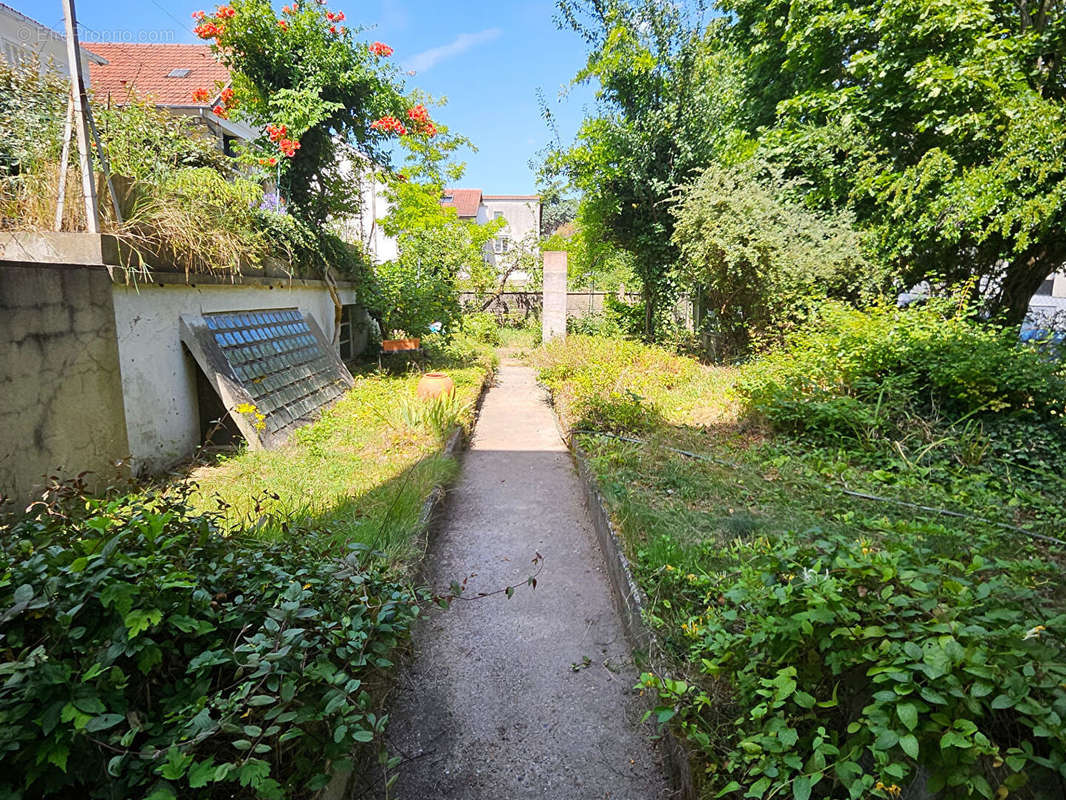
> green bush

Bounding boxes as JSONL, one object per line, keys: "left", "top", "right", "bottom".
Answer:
{"left": 0, "top": 489, "right": 420, "bottom": 799}
{"left": 671, "top": 164, "right": 886, "bottom": 359}
{"left": 462, "top": 313, "right": 501, "bottom": 346}
{"left": 534, "top": 335, "right": 705, "bottom": 431}
{"left": 643, "top": 521, "right": 1066, "bottom": 799}
{"left": 737, "top": 299, "right": 1066, "bottom": 441}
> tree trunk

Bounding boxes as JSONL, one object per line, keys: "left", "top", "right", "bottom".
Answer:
{"left": 996, "top": 246, "right": 1063, "bottom": 325}
{"left": 642, "top": 283, "right": 656, "bottom": 341}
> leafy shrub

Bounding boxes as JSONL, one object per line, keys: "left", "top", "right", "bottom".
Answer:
{"left": 0, "top": 60, "right": 64, "bottom": 184}
{"left": 672, "top": 164, "right": 888, "bottom": 359}
{"left": 0, "top": 490, "right": 420, "bottom": 799}
{"left": 373, "top": 239, "right": 463, "bottom": 339}
{"left": 568, "top": 311, "right": 620, "bottom": 337}
{"left": 737, "top": 299, "right": 1066, "bottom": 442}
{"left": 642, "top": 521, "right": 1066, "bottom": 800}
{"left": 462, "top": 313, "right": 501, "bottom": 346}
{"left": 96, "top": 100, "right": 231, "bottom": 181}
{"left": 0, "top": 61, "right": 73, "bottom": 230}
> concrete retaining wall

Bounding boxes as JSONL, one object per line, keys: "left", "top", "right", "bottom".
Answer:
{"left": 0, "top": 263, "right": 130, "bottom": 505}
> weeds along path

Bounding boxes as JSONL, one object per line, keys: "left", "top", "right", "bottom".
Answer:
{"left": 381, "top": 363, "right": 668, "bottom": 800}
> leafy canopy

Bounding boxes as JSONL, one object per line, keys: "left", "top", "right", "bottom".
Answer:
{"left": 718, "top": 0, "right": 1066, "bottom": 322}
{"left": 195, "top": 0, "right": 428, "bottom": 224}
{"left": 671, "top": 164, "right": 886, "bottom": 358}
{"left": 547, "top": 0, "right": 725, "bottom": 337}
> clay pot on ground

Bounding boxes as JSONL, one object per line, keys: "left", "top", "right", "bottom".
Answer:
{"left": 382, "top": 337, "right": 420, "bottom": 352}
{"left": 417, "top": 372, "right": 455, "bottom": 400}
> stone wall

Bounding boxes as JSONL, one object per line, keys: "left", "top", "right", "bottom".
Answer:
{"left": 0, "top": 263, "right": 130, "bottom": 506}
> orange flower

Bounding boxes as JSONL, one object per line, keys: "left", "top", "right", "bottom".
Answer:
{"left": 370, "top": 115, "right": 406, "bottom": 135}
{"left": 192, "top": 87, "right": 210, "bottom": 103}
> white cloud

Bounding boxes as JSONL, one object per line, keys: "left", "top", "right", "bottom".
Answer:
{"left": 404, "top": 28, "right": 501, "bottom": 74}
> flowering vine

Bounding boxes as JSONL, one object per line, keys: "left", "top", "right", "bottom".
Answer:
{"left": 188, "top": 1, "right": 447, "bottom": 222}
{"left": 407, "top": 104, "right": 437, "bottom": 137}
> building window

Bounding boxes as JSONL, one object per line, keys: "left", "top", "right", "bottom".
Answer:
{"left": 493, "top": 236, "right": 511, "bottom": 255}
{"left": 3, "top": 41, "right": 29, "bottom": 67}
{"left": 494, "top": 211, "right": 505, "bottom": 220}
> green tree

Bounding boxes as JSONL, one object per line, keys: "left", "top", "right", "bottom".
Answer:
{"left": 547, "top": 0, "right": 724, "bottom": 339}
{"left": 718, "top": 0, "right": 1066, "bottom": 323}
{"left": 538, "top": 178, "right": 579, "bottom": 236}
{"left": 195, "top": 0, "right": 422, "bottom": 224}
{"left": 541, "top": 206, "right": 637, "bottom": 292}
{"left": 374, "top": 133, "right": 500, "bottom": 336}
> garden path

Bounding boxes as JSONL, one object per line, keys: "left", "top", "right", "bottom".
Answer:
{"left": 379, "top": 362, "right": 669, "bottom": 799}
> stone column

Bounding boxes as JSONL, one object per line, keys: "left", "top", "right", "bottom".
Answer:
{"left": 542, "top": 250, "right": 567, "bottom": 342}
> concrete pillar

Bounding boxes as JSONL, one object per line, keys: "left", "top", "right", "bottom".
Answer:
{"left": 542, "top": 251, "right": 567, "bottom": 342}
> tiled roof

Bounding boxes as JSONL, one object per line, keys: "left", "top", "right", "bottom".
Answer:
{"left": 441, "top": 188, "right": 483, "bottom": 218}
{"left": 85, "top": 43, "right": 230, "bottom": 107}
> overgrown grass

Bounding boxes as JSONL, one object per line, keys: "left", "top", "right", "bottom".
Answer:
{"left": 497, "top": 324, "right": 540, "bottom": 351}
{"left": 188, "top": 338, "right": 494, "bottom": 566}
{"left": 534, "top": 334, "right": 1066, "bottom": 800}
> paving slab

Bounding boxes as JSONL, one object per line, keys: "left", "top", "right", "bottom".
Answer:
{"left": 379, "top": 363, "right": 669, "bottom": 800}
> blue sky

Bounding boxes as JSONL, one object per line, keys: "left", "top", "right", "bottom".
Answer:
{"left": 27, "top": 0, "right": 598, "bottom": 195}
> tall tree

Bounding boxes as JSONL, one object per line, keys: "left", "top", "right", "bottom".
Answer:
{"left": 720, "top": 0, "right": 1066, "bottom": 322}
{"left": 547, "top": 0, "right": 725, "bottom": 338}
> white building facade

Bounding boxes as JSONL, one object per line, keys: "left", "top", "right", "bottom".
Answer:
{"left": 0, "top": 2, "right": 105, "bottom": 80}
{"left": 441, "top": 189, "right": 542, "bottom": 285}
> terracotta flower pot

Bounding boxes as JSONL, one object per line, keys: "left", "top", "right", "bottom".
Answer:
{"left": 382, "top": 337, "right": 420, "bottom": 352}
{"left": 417, "top": 372, "right": 455, "bottom": 400}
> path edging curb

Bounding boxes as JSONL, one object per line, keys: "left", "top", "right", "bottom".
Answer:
{"left": 569, "top": 434, "right": 697, "bottom": 800}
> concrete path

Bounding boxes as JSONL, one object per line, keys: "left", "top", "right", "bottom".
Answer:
{"left": 380, "top": 364, "right": 669, "bottom": 800}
